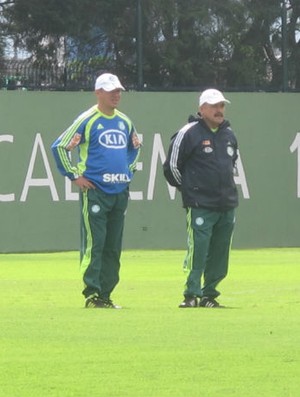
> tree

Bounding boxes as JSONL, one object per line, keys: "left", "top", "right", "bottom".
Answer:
{"left": 0, "top": 0, "right": 299, "bottom": 91}
{"left": 288, "top": 0, "right": 300, "bottom": 89}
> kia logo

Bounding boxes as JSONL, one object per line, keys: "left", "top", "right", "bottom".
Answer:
{"left": 99, "top": 130, "right": 127, "bottom": 149}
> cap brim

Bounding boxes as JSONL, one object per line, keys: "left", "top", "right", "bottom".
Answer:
{"left": 206, "top": 98, "right": 230, "bottom": 105}
{"left": 95, "top": 83, "right": 125, "bottom": 91}
{"left": 103, "top": 85, "right": 125, "bottom": 92}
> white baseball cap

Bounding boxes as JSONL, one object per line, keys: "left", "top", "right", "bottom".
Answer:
{"left": 199, "top": 89, "right": 230, "bottom": 106}
{"left": 95, "top": 73, "right": 125, "bottom": 91}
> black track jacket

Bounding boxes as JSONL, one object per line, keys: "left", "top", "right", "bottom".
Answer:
{"left": 163, "top": 115, "right": 239, "bottom": 211}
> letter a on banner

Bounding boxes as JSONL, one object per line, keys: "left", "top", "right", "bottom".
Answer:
{"left": 290, "top": 132, "right": 300, "bottom": 197}
{"left": 234, "top": 151, "right": 250, "bottom": 199}
{"left": 20, "top": 133, "right": 59, "bottom": 202}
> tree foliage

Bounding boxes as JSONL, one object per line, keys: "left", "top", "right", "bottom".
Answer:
{"left": 0, "top": 0, "right": 300, "bottom": 90}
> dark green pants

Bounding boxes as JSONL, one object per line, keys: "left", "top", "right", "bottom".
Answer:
{"left": 80, "top": 187, "right": 129, "bottom": 299}
{"left": 183, "top": 207, "right": 235, "bottom": 299}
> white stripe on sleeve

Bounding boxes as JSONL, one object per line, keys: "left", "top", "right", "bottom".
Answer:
{"left": 169, "top": 121, "right": 197, "bottom": 185}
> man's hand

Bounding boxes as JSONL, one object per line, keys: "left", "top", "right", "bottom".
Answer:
{"left": 73, "top": 176, "right": 95, "bottom": 190}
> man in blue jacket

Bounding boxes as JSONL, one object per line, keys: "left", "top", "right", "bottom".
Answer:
{"left": 163, "top": 89, "right": 238, "bottom": 308}
{"left": 52, "top": 73, "right": 141, "bottom": 308}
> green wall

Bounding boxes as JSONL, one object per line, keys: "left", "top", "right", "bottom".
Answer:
{"left": 0, "top": 91, "right": 299, "bottom": 252}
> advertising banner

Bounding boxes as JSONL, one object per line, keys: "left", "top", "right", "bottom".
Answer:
{"left": 0, "top": 91, "right": 299, "bottom": 252}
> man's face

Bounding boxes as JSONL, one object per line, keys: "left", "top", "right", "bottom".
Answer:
{"left": 200, "top": 102, "right": 226, "bottom": 128}
{"left": 95, "top": 88, "right": 122, "bottom": 111}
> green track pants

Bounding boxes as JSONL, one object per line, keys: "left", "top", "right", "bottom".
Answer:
{"left": 183, "top": 207, "right": 235, "bottom": 299}
{"left": 80, "top": 187, "right": 129, "bottom": 299}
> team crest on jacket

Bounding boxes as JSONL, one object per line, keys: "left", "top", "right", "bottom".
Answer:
{"left": 118, "top": 121, "right": 126, "bottom": 130}
{"left": 202, "top": 139, "right": 213, "bottom": 153}
{"left": 204, "top": 146, "right": 213, "bottom": 153}
{"left": 227, "top": 144, "right": 234, "bottom": 156}
{"left": 99, "top": 129, "right": 127, "bottom": 149}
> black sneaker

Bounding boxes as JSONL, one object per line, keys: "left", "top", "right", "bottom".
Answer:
{"left": 85, "top": 296, "right": 122, "bottom": 309}
{"left": 199, "top": 297, "right": 224, "bottom": 308}
{"left": 179, "top": 296, "right": 198, "bottom": 308}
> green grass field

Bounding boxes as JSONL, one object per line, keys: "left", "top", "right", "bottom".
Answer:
{"left": 0, "top": 249, "right": 299, "bottom": 397}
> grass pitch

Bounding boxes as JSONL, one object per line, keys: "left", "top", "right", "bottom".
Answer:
{"left": 0, "top": 249, "right": 299, "bottom": 397}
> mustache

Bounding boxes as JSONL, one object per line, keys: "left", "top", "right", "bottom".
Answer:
{"left": 214, "top": 112, "right": 224, "bottom": 117}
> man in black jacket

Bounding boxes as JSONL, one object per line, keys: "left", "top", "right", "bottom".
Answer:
{"left": 163, "top": 89, "right": 238, "bottom": 308}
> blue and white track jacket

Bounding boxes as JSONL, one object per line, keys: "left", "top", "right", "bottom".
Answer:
{"left": 51, "top": 105, "right": 140, "bottom": 194}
